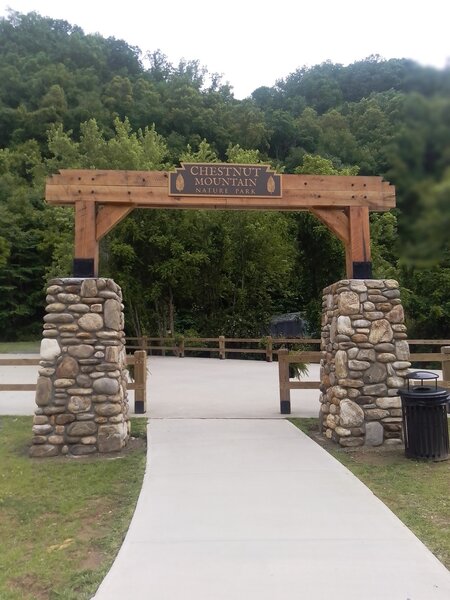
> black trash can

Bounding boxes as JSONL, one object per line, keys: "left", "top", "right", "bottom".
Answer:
{"left": 398, "top": 371, "right": 449, "bottom": 461}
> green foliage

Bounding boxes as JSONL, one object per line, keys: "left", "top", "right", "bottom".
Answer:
{"left": 226, "top": 144, "right": 261, "bottom": 164}
{"left": 0, "top": 235, "right": 11, "bottom": 269}
{"left": 0, "top": 142, "right": 49, "bottom": 339}
{"left": 107, "top": 205, "right": 295, "bottom": 337}
{"left": 179, "top": 139, "right": 219, "bottom": 163}
{"left": 47, "top": 118, "right": 170, "bottom": 171}
{"left": 1, "top": 9, "right": 450, "bottom": 339}
{"left": 370, "top": 212, "right": 400, "bottom": 280}
{"left": 295, "top": 153, "right": 359, "bottom": 176}
{"left": 287, "top": 353, "right": 309, "bottom": 380}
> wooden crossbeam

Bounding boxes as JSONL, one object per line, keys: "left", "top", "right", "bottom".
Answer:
{"left": 47, "top": 169, "right": 392, "bottom": 193}
{"left": 47, "top": 185, "right": 394, "bottom": 211}
{"left": 46, "top": 171, "right": 395, "bottom": 211}
{"left": 45, "top": 169, "right": 396, "bottom": 278}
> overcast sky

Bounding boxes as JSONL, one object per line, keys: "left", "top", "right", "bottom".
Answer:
{"left": 1, "top": 1, "right": 449, "bottom": 98}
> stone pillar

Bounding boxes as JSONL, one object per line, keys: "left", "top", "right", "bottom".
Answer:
{"left": 320, "top": 279, "right": 410, "bottom": 448}
{"left": 30, "top": 278, "right": 129, "bottom": 457}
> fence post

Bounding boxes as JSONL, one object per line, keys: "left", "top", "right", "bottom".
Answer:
{"left": 179, "top": 336, "right": 185, "bottom": 358}
{"left": 141, "top": 335, "right": 148, "bottom": 352}
{"left": 441, "top": 346, "right": 450, "bottom": 386}
{"left": 134, "top": 350, "right": 147, "bottom": 414}
{"left": 278, "top": 348, "right": 291, "bottom": 414}
{"left": 266, "top": 335, "right": 273, "bottom": 362}
{"left": 219, "top": 336, "right": 226, "bottom": 359}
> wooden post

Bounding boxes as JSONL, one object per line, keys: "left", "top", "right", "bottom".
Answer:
{"left": 178, "top": 336, "right": 185, "bottom": 358}
{"left": 266, "top": 336, "right": 273, "bottom": 362}
{"left": 278, "top": 349, "right": 291, "bottom": 414}
{"left": 133, "top": 350, "right": 147, "bottom": 414}
{"left": 347, "top": 206, "right": 372, "bottom": 278}
{"left": 441, "top": 346, "right": 450, "bottom": 386}
{"left": 141, "top": 335, "right": 148, "bottom": 352}
{"left": 219, "top": 336, "right": 226, "bottom": 359}
{"left": 74, "top": 200, "right": 99, "bottom": 276}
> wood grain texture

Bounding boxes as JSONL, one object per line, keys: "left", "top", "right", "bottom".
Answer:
{"left": 409, "top": 353, "right": 447, "bottom": 361}
{"left": 96, "top": 205, "right": 134, "bottom": 240}
{"left": 46, "top": 170, "right": 395, "bottom": 210}
{"left": 311, "top": 208, "right": 349, "bottom": 244}
{"left": 0, "top": 358, "right": 41, "bottom": 365}
{"left": 348, "top": 206, "right": 371, "bottom": 263}
{"left": 288, "top": 381, "right": 321, "bottom": 390}
{"left": 75, "top": 200, "right": 97, "bottom": 261}
{"left": 0, "top": 384, "right": 36, "bottom": 391}
{"left": 47, "top": 170, "right": 392, "bottom": 192}
{"left": 47, "top": 184, "right": 395, "bottom": 210}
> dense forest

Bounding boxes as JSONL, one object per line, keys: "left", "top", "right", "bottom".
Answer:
{"left": 1, "top": 10, "right": 450, "bottom": 341}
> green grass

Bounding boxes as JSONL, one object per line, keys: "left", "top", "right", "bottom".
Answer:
{"left": 290, "top": 418, "right": 450, "bottom": 569}
{"left": 0, "top": 341, "right": 40, "bottom": 353}
{"left": 0, "top": 416, "right": 147, "bottom": 599}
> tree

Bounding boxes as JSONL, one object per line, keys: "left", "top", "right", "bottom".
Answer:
{"left": 0, "top": 141, "right": 50, "bottom": 339}
{"left": 318, "top": 110, "right": 360, "bottom": 165}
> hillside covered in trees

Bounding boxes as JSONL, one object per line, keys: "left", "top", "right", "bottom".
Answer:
{"left": 1, "top": 10, "right": 449, "bottom": 340}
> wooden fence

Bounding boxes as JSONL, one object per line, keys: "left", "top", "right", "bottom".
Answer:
{"left": 278, "top": 348, "right": 322, "bottom": 414}
{"left": 126, "top": 336, "right": 321, "bottom": 361}
{"left": 277, "top": 341, "right": 450, "bottom": 415}
{"left": 1, "top": 339, "right": 449, "bottom": 416}
{"left": 0, "top": 350, "right": 148, "bottom": 414}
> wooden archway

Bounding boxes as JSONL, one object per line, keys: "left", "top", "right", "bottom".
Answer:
{"left": 45, "top": 169, "right": 395, "bottom": 278}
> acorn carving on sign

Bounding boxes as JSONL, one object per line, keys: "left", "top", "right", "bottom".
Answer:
{"left": 169, "top": 163, "right": 282, "bottom": 198}
{"left": 176, "top": 173, "right": 184, "bottom": 192}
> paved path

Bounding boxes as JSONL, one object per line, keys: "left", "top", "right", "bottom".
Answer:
{"left": 0, "top": 355, "right": 321, "bottom": 418}
{"left": 148, "top": 356, "right": 320, "bottom": 418}
{"left": 94, "top": 419, "right": 450, "bottom": 599}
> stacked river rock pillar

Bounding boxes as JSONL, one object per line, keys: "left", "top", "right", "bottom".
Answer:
{"left": 320, "top": 279, "right": 411, "bottom": 447}
{"left": 30, "top": 278, "right": 129, "bottom": 458}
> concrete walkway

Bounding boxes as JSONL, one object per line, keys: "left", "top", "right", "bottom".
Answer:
{"left": 95, "top": 357, "right": 449, "bottom": 600}
{"left": 1, "top": 354, "right": 449, "bottom": 597}
{"left": 94, "top": 418, "right": 450, "bottom": 599}
{"left": 148, "top": 356, "right": 320, "bottom": 418}
{"left": 0, "top": 355, "right": 321, "bottom": 417}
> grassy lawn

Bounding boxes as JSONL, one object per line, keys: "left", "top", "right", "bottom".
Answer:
{"left": 0, "top": 341, "right": 40, "bottom": 354}
{"left": 291, "top": 418, "right": 450, "bottom": 569}
{"left": 0, "top": 416, "right": 147, "bottom": 600}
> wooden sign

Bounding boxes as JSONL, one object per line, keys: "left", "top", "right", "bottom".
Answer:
{"left": 169, "top": 163, "right": 282, "bottom": 198}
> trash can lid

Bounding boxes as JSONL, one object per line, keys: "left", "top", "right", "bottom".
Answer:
{"left": 404, "top": 370, "right": 440, "bottom": 392}
{"left": 406, "top": 370, "right": 439, "bottom": 381}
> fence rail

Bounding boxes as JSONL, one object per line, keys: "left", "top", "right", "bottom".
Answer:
{"left": 2, "top": 340, "right": 449, "bottom": 417}
{"left": 277, "top": 349, "right": 322, "bottom": 414}
{"left": 0, "top": 351, "right": 147, "bottom": 413}
{"left": 125, "top": 335, "right": 321, "bottom": 361}
{"left": 277, "top": 342, "right": 450, "bottom": 415}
